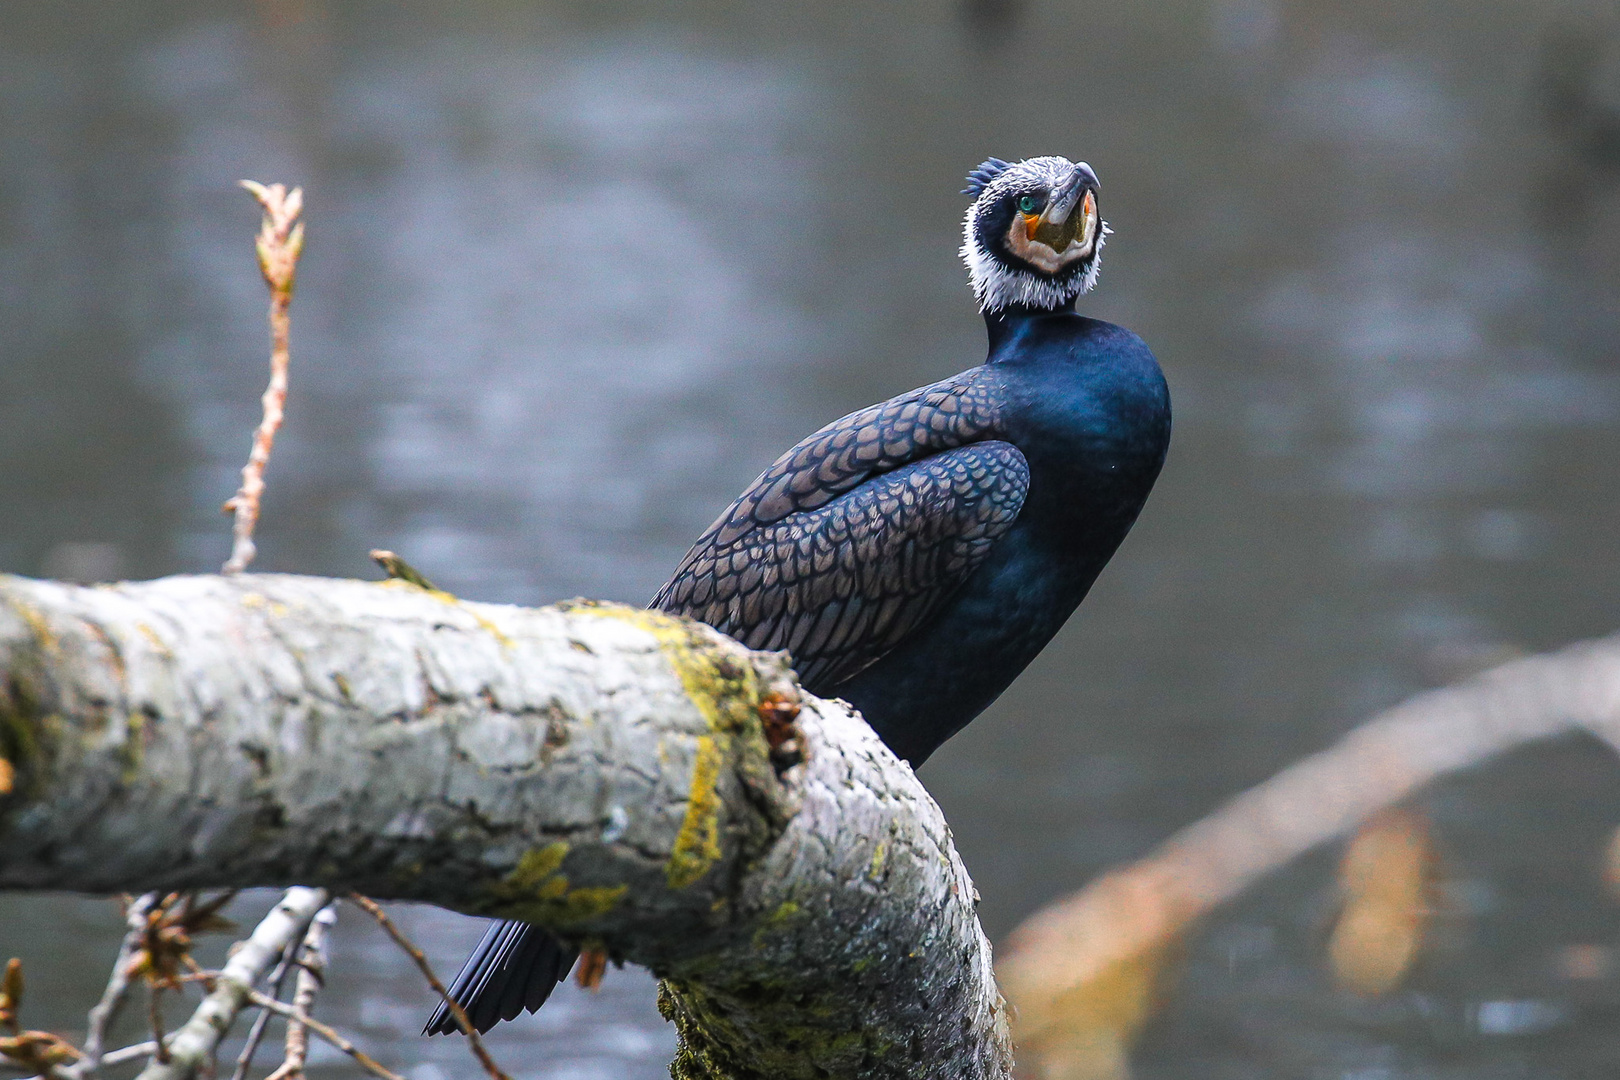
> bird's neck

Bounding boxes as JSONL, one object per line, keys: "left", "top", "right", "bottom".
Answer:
{"left": 983, "top": 300, "right": 1077, "bottom": 352}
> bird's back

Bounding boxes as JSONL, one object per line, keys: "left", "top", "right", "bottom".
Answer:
{"left": 655, "top": 312, "right": 1169, "bottom": 763}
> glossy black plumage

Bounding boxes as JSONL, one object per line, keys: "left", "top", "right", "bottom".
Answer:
{"left": 661, "top": 312, "right": 1168, "bottom": 763}
{"left": 426, "top": 155, "right": 1169, "bottom": 1037}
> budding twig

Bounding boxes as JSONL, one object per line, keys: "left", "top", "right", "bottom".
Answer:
{"left": 223, "top": 181, "right": 304, "bottom": 575}
{"left": 133, "top": 888, "right": 327, "bottom": 1080}
{"left": 0, "top": 958, "right": 83, "bottom": 1080}
{"left": 344, "top": 895, "right": 510, "bottom": 1080}
{"left": 65, "top": 894, "right": 159, "bottom": 1080}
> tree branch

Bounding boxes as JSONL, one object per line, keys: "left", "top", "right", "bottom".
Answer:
{"left": 261, "top": 903, "right": 336, "bottom": 1080}
{"left": 222, "top": 182, "right": 303, "bottom": 576}
{"left": 226, "top": 935, "right": 297, "bottom": 1080}
{"left": 999, "top": 635, "right": 1620, "bottom": 1077}
{"left": 133, "top": 889, "right": 328, "bottom": 1080}
{"left": 0, "top": 572, "right": 1008, "bottom": 1080}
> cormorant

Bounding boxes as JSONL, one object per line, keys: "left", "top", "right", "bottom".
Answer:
{"left": 424, "top": 155, "right": 1171, "bottom": 1036}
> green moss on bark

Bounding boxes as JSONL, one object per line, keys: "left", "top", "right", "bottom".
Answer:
{"left": 659, "top": 977, "right": 895, "bottom": 1080}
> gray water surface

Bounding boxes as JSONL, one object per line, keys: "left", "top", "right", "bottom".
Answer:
{"left": 3, "top": 2, "right": 1620, "bottom": 1076}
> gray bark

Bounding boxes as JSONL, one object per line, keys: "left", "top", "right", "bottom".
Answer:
{"left": 0, "top": 573, "right": 1009, "bottom": 1080}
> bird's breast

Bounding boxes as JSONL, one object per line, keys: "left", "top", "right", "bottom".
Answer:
{"left": 986, "top": 323, "right": 1169, "bottom": 545}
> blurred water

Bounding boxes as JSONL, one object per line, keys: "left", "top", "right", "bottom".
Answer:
{"left": 2, "top": 1, "right": 1620, "bottom": 1076}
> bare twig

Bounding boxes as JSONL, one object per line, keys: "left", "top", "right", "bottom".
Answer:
{"left": 226, "top": 939, "right": 298, "bottom": 1080}
{"left": 67, "top": 894, "right": 159, "bottom": 1080}
{"left": 103, "top": 1041, "right": 165, "bottom": 1068}
{"left": 6, "top": 1041, "right": 173, "bottom": 1080}
{"left": 134, "top": 889, "right": 327, "bottom": 1080}
{"left": 145, "top": 989, "right": 168, "bottom": 1066}
{"left": 242, "top": 993, "right": 403, "bottom": 1080}
{"left": 345, "top": 895, "right": 510, "bottom": 1080}
{"left": 222, "top": 180, "right": 304, "bottom": 575}
{"left": 261, "top": 905, "right": 336, "bottom": 1080}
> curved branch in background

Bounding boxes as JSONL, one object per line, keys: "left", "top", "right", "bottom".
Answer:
{"left": 1000, "top": 636, "right": 1620, "bottom": 1079}
{"left": 0, "top": 572, "right": 1008, "bottom": 1080}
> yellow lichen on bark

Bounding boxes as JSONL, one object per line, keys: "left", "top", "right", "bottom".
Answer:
{"left": 490, "top": 842, "right": 630, "bottom": 926}
{"left": 571, "top": 602, "right": 771, "bottom": 892}
{"left": 668, "top": 735, "right": 726, "bottom": 890}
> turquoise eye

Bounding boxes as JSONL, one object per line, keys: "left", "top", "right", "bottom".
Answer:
{"left": 1017, "top": 194, "right": 1040, "bottom": 215}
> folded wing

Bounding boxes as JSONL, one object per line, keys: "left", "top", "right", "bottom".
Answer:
{"left": 655, "top": 437, "right": 1028, "bottom": 691}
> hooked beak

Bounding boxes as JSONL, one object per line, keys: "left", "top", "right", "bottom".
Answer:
{"left": 1023, "top": 162, "right": 1100, "bottom": 260}
{"left": 1042, "top": 161, "right": 1100, "bottom": 228}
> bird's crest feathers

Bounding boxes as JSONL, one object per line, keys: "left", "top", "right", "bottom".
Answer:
{"left": 961, "top": 157, "right": 1013, "bottom": 195}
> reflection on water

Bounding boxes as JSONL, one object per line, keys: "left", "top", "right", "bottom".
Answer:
{"left": 2, "top": 2, "right": 1620, "bottom": 1076}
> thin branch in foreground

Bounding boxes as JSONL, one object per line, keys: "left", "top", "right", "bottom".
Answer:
{"left": 67, "top": 894, "right": 159, "bottom": 1080}
{"left": 226, "top": 939, "right": 298, "bottom": 1080}
{"left": 3, "top": 1040, "right": 180, "bottom": 1080}
{"left": 262, "top": 905, "right": 336, "bottom": 1080}
{"left": 134, "top": 889, "right": 328, "bottom": 1080}
{"left": 144, "top": 989, "right": 168, "bottom": 1066}
{"left": 222, "top": 180, "right": 304, "bottom": 575}
{"left": 102, "top": 1041, "right": 166, "bottom": 1068}
{"left": 242, "top": 993, "right": 403, "bottom": 1080}
{"left": 344, "top": 895, "right": 510, "bottom": 1080}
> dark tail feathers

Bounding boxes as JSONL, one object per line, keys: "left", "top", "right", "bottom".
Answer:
{"left": 423, "top": 920, "right": 578, "bottom": 1035}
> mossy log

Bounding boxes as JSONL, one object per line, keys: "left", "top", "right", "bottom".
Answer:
{"left": 0, "top": 573, "right": 1010, "bottom": 1080}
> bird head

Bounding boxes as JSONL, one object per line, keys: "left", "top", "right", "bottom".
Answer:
{"left": 959, "top": 155, "right": 1107, "bottom": 314}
